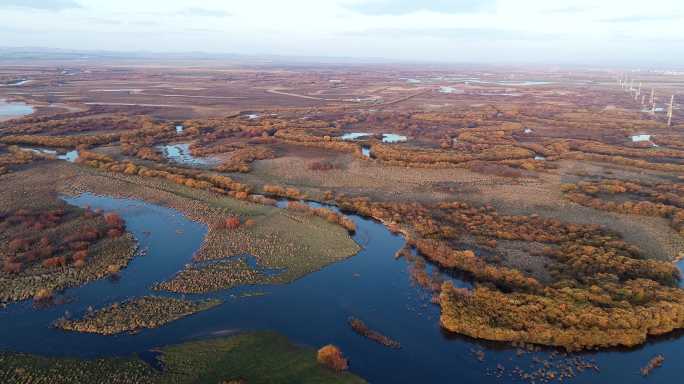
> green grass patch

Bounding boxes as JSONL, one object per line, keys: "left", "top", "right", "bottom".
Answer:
{"left": 0, "top": 332, "right": 366, "bottom": 384}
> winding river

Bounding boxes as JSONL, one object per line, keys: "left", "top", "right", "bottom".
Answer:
{"left": 1, "top": 194, "right": 683, "bottom": 383}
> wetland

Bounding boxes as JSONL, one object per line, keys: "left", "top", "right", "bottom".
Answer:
{"left": 1, "top": 61, "right": 683, "bottom": 383}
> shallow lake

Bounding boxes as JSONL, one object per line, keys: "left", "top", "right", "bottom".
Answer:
{"left": 0, "top": 99, "right": 34, "bottom": 119}
{"left": 58, "top": 150, "right": 80, "bottom": 162}
{"left": 382, "top": 133, "right": 408, "bottom": 143}
{"left": 341, "top": 132, "right": 408, "bottom": 143}
{"left": 0, "top": 194, "right": 683, "bottom": 383}
{"left": 19, "top": 147, "right": 58, "bottom": 156}
{"left": 439, "top": 86, "right": 462, "bottom": 94}
{"left": 17, "top": 148, "right": 79, "bottom": 162}
{"left": 158, "top": 143, "right": 216, "bottom": 166}
{"left": 631, "top": 134, "right": 651, "bottom": 142}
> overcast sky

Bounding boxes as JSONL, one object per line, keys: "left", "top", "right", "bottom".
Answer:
{"left": 0, "top": 0, "right": 682, "bottom": 65}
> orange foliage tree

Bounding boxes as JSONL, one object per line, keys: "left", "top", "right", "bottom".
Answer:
{"left": 317, "top": 345, "right": 348, "bottom": 371}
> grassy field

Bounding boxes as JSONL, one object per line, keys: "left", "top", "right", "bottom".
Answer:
{"left": 0, "top": 332, "right": 366, "bottom": 384}
{"left": 54, "top": 296, "right": 222, "bottom": 335}
{"left": 155, "top": 258, "right": 266, "bottom": 293}
{"left": 54, "top": 161, "right": 361, "bottom": 285}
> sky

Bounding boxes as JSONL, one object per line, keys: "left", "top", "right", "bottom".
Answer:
{"left": 0, "top": 0, "right": 682, "bottom": 65}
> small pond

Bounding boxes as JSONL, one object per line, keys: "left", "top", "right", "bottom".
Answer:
{"left": 158, "top": 143, "right": 216, "bottom": 166}
{"left": 17, "top": 148, "right": 79, "bottom": 162}
{"left": 19, "top": 147, "right": 57, "bottom": 156}
{"left": 631, "top": 134, "right": 651, "bottom": 142}
{"left": 0, "top": 99, "right": 34, "bottom": 119}
{"left": 382, "top": 133, "right": 408, "bottom": 143}
{"left": 341, "top": 132, "right": 408, "bottom": 143}
{"left": 362, "top": 146, "right": 371, "bottom": 158}
{"left": 58, "top": 150, "right": 80, "bottom": 162}
{"left": 439, "top": 86, "right": 461, "bottom": 94}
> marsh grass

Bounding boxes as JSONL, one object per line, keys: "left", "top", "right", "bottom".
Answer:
{"left": 0, "top": 332, "right": 366, "bottom": 384}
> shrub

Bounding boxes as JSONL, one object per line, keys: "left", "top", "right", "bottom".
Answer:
{"left": 72, "top": 250, "right": 88, "bottom": 261}
{"left": 104, "top": 213, "right": 124, "bottom": 227}
{"left": 3, "top": 261, "right": 22, "bottom": 274}
{"left": 308, "top": 161, "right": 336, "bottom": 171}
{"left": 107, "top": 228, "right": 124, "bottom": 238}
{"left": 33, "top": 288, "right": 53, "bottom": 301}
{"left": 42, "top": 256, "right": 67, "bottom": 269}
{"left": 38, "top": 246, "right": 54, "bottom": 259}
{"left": 8, "top": 238, "right": 29, "bottom": 253}
{"left": 225, "top": 216, "right": 241, "bottom": 230}
{"left": 38, "top": 236, "right": 51, "bottom": 247}
{"left": 69, "top": 241, "right": 90, "bottom": 251}
{"left": 317, "top": 345, "right": 348, "bottom": 371}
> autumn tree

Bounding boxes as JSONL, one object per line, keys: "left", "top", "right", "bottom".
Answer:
{"left": 317, "top": 345, "right": 348, "bottom": 371}
{"left": 224, "top": 216, "right": 241, "bottom": 230}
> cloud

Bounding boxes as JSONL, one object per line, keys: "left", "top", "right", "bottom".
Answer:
{"left": 84, "top": 17, "right": 122, "bottom": 25}
{"left": 178, "top": 8, "right": 232, "bottom": 18}
{"left": 599, "top": 14, "right": 683, "bottom": 23}
{"left": 127, "top": 20, "right": 159, "bottom": 27}
{"left": 346, "top": 27, "right": 561, "bottom": 42}
{"left": 182, "top": 27, "right": 222, "bottom": 33}
{"left": 0, "top": 0, "right": 81, "bottom": 11}
{"left": 130, "top": 8, "right": 232, "bottom": 19}
{"left": 608, "top": 32, "right": 684, "bottom": 44}
{"left": 346, "top": 0, "right": 496, "bottom": 15}
{"left": 542, "top": 5, "right": 593, "bottom": 14}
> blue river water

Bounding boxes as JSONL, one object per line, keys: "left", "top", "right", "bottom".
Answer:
{"left": 0, "top": 193, "right": 682, "bottom": 383}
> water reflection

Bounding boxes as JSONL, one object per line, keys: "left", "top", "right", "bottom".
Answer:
{"left": 58, "top": 150, "right": 80, "bottom": 162}
{"left": 0, "top": 99, "right": 34, "bottom": 118}
{"left": 1, "top": 194, "right": 683, "bottom": 383}
{"left": 341, "top": 132, "right": 408, "bottom": 143}
{"left": 158, "top": 143, "right": 215, "bottom": 166}
{"left": 439, "top": 86, "right": 458, "bottom": 94}
{"left": 17, "top": 147, "right": 79, "bottom": 162}
{"left": 631, "top": 134, "right": 651, "bottom": 142}
{"left": 341, "top": 132, "right": 371, "bottom": 141}
{"left": 362, "top": 146, "right": 371, "bottom": 158}
{"left": 382, "top": 133, "right": 407, "bottom": 143}
{"left": 19, "top": 147, "right": 57, "bottom": 155}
